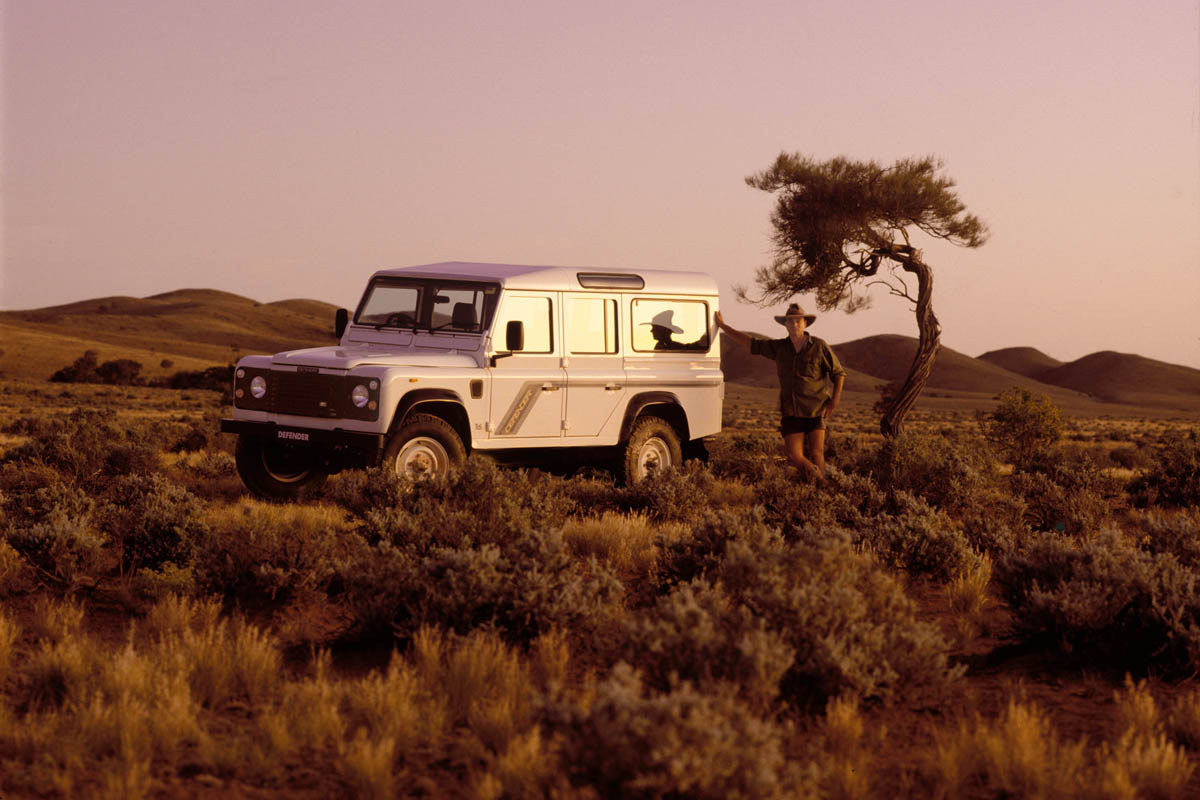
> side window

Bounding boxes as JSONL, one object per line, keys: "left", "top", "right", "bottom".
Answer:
{"left": 568, "top": 297, "right": 617, "bottom": 354}
{"left": 631, "top": 299, "right": 710, "bottom": 352}
{"left": 494, "top": 295, "right": 553, "bottom": 353}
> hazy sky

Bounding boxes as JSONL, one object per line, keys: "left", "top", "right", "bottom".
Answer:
{"left": 4, "top": 0, "right": 1199, "bottom": 367}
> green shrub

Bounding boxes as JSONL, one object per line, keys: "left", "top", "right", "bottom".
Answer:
{"left": 852, "top": 430, "right": 997, "bottom": 514}
{"left": 1129, "top": 431, "right": 1200, "bottom": 508}
{"left": 621, "top": 579, "right": 794, "bottom": 707}
{"left": 340, "top": 527, "right": 624, "bottom": 643}
{"left": 341, "top": 458, "right": 576, "bottom": 549}
{"left": 5, "top": 508, "right": 106, "bottom": 586}
{"left": 546, "top": 663, "right": 812, "bottom": 799}
{"left": 979, "top": 388, "right": 1063, "bottom": 466}
{"left": 99, "top": 473, "right": 207, "bottom": 574}
{"left": 193, "top": 502, "right": 355, "bottom": 602}
{"left": 851, "top": 491, "right": 980, "bottom": 581}
{"left": 994, "top": 528, "right": 1200, "bottom": 673}
{"left": 711, "top": 521, "right": 959, "bottom": 707}
{"left": 1, "top": 409, "right": 161, "bottom": 489}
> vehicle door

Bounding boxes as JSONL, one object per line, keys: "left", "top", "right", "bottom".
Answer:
{"left": 486, "top": 292, "right": 565, "bottom": 440}
{"left": 563, "top": 293, "right": 624, "bottom": 438}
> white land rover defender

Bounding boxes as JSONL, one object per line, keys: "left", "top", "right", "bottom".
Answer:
{"left": 220, "top": 262, "right": 724, "bottom": 499}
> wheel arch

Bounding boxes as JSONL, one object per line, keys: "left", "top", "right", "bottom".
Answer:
{"left": 390, "top": 389, "right": 472, "bottom": 452}
{"left": 619, "top": 392, "right": 689, "bottom": 443}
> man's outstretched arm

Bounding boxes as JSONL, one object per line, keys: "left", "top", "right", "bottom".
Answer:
{"left": 714, "top": 311, "right": 753, "bottom": 349}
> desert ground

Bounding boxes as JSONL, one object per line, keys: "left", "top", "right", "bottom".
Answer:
{"left": 1, "top": 294, "right": 1199, "bottom": 797}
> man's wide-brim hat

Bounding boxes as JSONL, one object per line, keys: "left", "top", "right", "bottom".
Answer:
{"left": 642, "top": 309, "right": 684, "bottom": 333}
{"left": 774, "top": 303, "right": 816, "bottom": 326}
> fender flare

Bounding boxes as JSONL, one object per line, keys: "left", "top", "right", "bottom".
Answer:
{"left": 619, "top": 391, "right": 689, "bottom": 442}
{"left": 389, "top": 388, "right": 470, "bottom": 442}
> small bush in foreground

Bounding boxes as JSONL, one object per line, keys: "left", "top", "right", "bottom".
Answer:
{"left": 547, "top": 663, "right": 812, "bottom": 799}
{"left": 994, "top": 528, "right": 1200, "bottom": 673}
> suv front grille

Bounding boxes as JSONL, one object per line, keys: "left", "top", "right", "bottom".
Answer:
{"left": 269, "top": 371, "right": 340, "bottom": 418}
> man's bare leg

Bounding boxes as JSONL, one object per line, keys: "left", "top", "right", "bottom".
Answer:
{"left": 805, "top": 428, "right": 827, "bottom": 480}
{"left": 784, "top": 432, "right": 823, "bottom": 482}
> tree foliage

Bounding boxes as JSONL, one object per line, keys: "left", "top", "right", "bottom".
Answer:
{"left": 744, "top": 154, "right": 988, "bottom": 435}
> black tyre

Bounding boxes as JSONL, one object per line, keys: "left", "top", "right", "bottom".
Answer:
{"left": 382, "top": 413, "right": 467, "bottom": 482}
{"left": 621, "top": 416, "right": 682, "bottom": 483}
{"left": 235, "top": 435, "right": 327, "bottom": 500}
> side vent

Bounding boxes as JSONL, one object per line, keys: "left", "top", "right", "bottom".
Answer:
{"left": 470, "top": 379, "right": 484, "bottom": 399}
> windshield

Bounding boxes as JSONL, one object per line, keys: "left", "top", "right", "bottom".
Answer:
{"left": 354, "top": 278, "right": 499, "bottom": 333}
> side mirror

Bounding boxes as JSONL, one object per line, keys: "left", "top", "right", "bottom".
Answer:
{"left": 505, "top": 320, "right": 524, "bottom": 352}
{"left": 335, "top": 308, "right": 349, "bottom": 339}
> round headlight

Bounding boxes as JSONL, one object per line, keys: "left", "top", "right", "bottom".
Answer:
{"left": 250, "top": 376, "right": 267, "bottom": 399}
{"left": 351, "top": 383, "right": 370, "bottom": 408}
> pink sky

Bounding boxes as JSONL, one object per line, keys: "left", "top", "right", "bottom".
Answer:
{"left": 3, "top": 0, "right": 1198, "bottom": 367}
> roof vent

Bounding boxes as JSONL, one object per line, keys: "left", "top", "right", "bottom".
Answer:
{"left": 577, "top": 272, "right": 645, "bottom": 290}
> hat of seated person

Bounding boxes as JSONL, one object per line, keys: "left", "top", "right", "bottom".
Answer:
{"left": 642, "top": 310, "right": 684, "bottom": 333}
{"left": 774, "top": 303, "right": 816, "bottom": 326}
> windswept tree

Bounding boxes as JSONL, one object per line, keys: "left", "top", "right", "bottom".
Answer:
{"left": 744, "top": 153, "right": 988, "bottom": 436}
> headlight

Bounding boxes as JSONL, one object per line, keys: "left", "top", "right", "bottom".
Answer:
{"left": 351, "top": 383, "right": 370, "bottom": 408}
{"left": 250, "top": 376, "right": 267, "bottom": 399}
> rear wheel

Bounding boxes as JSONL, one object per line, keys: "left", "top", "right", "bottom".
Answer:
{"left": 383, "top": 413, "right": 467, "bottom": 482}
{"left": 235, "top": 435, "right": 327, "bottom": 500}
{"left": 621, "top": 416, "right": 682, "bottom": 483}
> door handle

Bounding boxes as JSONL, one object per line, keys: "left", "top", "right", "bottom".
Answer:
{"left": 541, "top": 384, "right": 560, "bottom": 392}
{"left": 604, "top": 383, "right": 623, "bottom": 391}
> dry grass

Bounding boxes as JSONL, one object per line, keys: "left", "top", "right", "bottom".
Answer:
{"left": 560, "top": 511, "right": 688, "bottom": 577}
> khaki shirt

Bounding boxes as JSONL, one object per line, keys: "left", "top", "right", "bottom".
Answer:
{"left": 750, "top": 333, "right": 846, "bottom": 417}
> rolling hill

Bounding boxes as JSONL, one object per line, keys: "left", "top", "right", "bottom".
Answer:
{"left": 3, "top": 290, "right": 1198, "bottom": 414}
{"left": 976, "top": 347, "right": 1064, "bottom": 380}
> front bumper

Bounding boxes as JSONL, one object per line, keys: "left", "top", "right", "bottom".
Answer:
{"left": 220, "top": 419, "right": 385, "bottom": 465}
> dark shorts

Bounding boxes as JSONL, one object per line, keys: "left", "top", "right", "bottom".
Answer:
{"left": 780, "top": 415, "right": 824, "bottom": 437}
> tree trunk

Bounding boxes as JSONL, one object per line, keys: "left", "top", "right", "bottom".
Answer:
{"left": 880, "top": 255, "right": 940, "bottom": 437}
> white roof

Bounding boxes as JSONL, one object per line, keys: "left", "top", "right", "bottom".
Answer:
{"left": 371, "top": 262, "right": 718, "bottom": 295}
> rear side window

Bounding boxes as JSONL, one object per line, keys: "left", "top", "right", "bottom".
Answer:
{"left": 494, "top": 295, "right": 554, "bottom": 353}
{"left": 631, "top": 299, "right": 710, "bottom": 352}
{"left": 568, "top": 297, "right": 617, "bottom": 354}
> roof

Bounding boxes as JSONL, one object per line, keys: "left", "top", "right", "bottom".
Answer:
{"left": 370, "top": 262, "right": 719, "bottom": 295}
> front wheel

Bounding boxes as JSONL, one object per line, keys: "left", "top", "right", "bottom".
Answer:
{"left": 621, "top": 417, "right": 682, "bottom": 484}
{"left": 382, "top": 413, "right": 467, "bottom": 482}
{"left": 234, "top": 435, "right": 327, "bottom": 500}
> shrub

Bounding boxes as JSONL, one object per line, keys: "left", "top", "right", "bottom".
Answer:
{"left": 49, "top": 350, "right": 100, "bottom": 383}
{"left": 979, "top": 388, "right": 1063, "bottom": 466}
{"left": 193, "top": 500, "right": 354, "bottom": 602}
{"left": 1129, "top": 431, "right": 1200, "bottom": 508}
{"left": 1010, "top": 447, "right": 1115, "bottom": 534}
{"left": 621, "top": 579, "right": 795, "bottom": 707}
{"left": 1, "top": 409, "right": 161, "bottom": 490}
{"left": 4, "top": 508, "right": 106, "bottom": 586}
{"left": 339, "top": 458, "right": 576, "bottom": 549}
{"left": 99, "top": 473, "right": 208, "bottom": 574}
{"left": 711, "top": 521, "right": 959, "bottom": 706}
{"left": 994, "top": 528, "right": 1200, "bottom": 673}
{"left": 1132, "top": 509, "right": 1200, "bottom": 568}
{"left": 340, "top": 527, "right": 624, "bottom": 643}
{"left": 850, "top": 491, "right": 980, "bottom": 581}
{"left": 853, "top": 430, "right": 997, "bottom": 514}
{"left": 546, "top": 663, "right": 812, "bottom": 799}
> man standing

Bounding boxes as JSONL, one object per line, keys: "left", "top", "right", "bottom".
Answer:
{"left": 715, "top": 303, "right": 846, "bottom": 481}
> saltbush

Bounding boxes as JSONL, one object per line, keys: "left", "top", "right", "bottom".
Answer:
{"left": 621, "top": 579, "right": 794, "bottom": 707}
{"left": 994, "top": 527, "right": 1200, "bottom": 673}
{"left": 682, "top": 518, "right": 960, "bottom": 707}
{"left": 1129, "top": 509, "right": 1200, "bottom": 568}
{"left": 4, "top": 508, "right": 106, "bottom": 586}
{"left": 979, "top": 388, "right": 1064, "bottom": 466}
{"left": 1129, "top": 431, "right": 1200, "bottom": 508}
{"left": 340, "top": 527, "right": 624, "bottom": 643}
{"left": 99, "top": 473, "right": 208, "bottom": 573}
{"left": 852, "top": 430, "right": 997, "bottom": 514}
{"left": 546, "top": 663, "right": 812, "bottom": 799}
{"left": 850, "top": 491, "right": 979, "bottom": 581}
{"left": 1, "top": 409, "right": 161, "bottom": 490}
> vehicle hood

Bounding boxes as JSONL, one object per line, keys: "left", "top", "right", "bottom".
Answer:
{"left": 271, "top": 345, "right": 479, "bottom": 370}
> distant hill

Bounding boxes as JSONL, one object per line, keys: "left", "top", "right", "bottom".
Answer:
{"left": 0, "top": 290, "right": 339, "bottom": 382}
{"left": 977, "top": 347, "right": 1064, "bottom": 380}
{"left": 1037, "top": 351, "right": 1200, "bottom": 408}
{"left": 831, "top": 335, "right": 1089, "bottom": 401}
